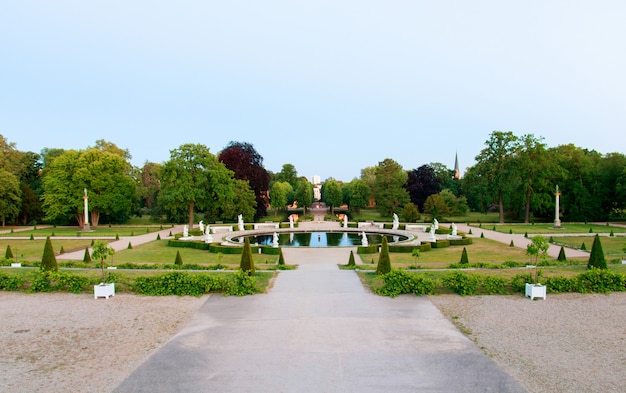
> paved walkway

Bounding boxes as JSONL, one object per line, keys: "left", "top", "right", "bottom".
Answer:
{"left": 114, "top": 248, "right": 526, "bottom": 393}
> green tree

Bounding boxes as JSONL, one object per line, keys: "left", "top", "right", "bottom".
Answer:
{"left": 345, "top": 179, "right": 370, "bottom": 213}
{"left": 294, "top": 178, "right": 313, "bottom": 214}
{"left": 0, "top": 169, "right": 21, "bottom": 226}
{"left": 83, "top": 246, "right": 91, "bottom": 262}
{"left": 374, "top": 158, "right": 409, "bottom": 217}
{"left": 91, "top": 240, "right": 115, "bottom": 283}
{"left": 347, "top": 250, "right": 356, "bottom": 267}
{"left": 270, "top": 181, "right": 292, "bottom": 213}
{"left": 175, "top": 250, "right": 183, "bottom": 265}
{"left": 5, "top": 244, "right": 14, "bottom": 259}
{"left": 459, "top": 247, "right": 469, "bottom": 265}
{"left": 239, "top": 237, "right": 255, "bottom": 276}
{"left": 588, "top": 234, "right": 607, "bottom": 269}
{"left": 159, "top": 144, "right": 237, "bottom": 227}
{"left": 423, "top": 193, "right": 450, "bottom": 220}
{"left": 274, "top": 163, "right": 299, "bottom": 189}
{"left": 401, "top": 202, "right": 420, "bottom": 222}
{"left": 376, "top": 236, "right": 391, "bottom": 275}
{"left": 526, "top": 235, "right": 549, "bottom": 283}
{"left": 41, "top": 236, "right": 58, "bottom": 272}
{"left": 474, "top": 131, "right": 519, "bottom": 223}
{"left": 322, "top": 179, "right": 343, "bottom": 215}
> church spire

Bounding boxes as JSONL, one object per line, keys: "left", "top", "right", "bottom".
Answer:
{"left": 454, "top": 152, "right": 460, "bottom": 179}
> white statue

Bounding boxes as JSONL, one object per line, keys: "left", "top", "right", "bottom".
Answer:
{"left": 343, "top": 214, "right": 348, "bottom": 228}
{"left": 204, "top": 230, "right": 213, "bottom": 243}
{"left": 451, "top": 222, "right": 457, "bottom": 236}
{"left": 272, "top": 232, "right": 279, "bottom": 248}
{"left": 361, "top": 231, "right": 368, "bottom": 246}
{"left": 428, "top": 224, "right": 437, "bottom": 242}
{"left": 433, "top": 218, "right": 439, "bottom": 230}
{"left": 392, "top": 213, "right": 399, "bottom": 230}
{"left": 289, "top": 215, "right": 294, "bottom": 229}
{"left": 183, "top": 225, "right": 189, "bottom": 238}
{"left": 238, "top": 214, "right": 244, "bottom": 231}
{"left": 199, "top": 220, "right": 205, "bottom": 234}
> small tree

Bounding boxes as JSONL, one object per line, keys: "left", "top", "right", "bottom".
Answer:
{"left": 239, "top": 237, "right": 255, "bottom": 276}
{"left": 526, "top": 236, "right": 549, "bottom": 284}
{"left": 83, "top": 246, "right": 92, "bottom": 262}
{"left": 174, "top": 250, "right": 183, "bottom": 265}
{"left": 278, "top": 249, "right": 286, "bottom": 266}
{"left": 459, "top": 247, "right": 469, "bottom": 265}
{"left": 92, "top": 241, "right": 115, "bottom": 284}
{"left": 41, "top": 236, "right": 58, "bottom": 272}
{"left": 376, "top": 236, "right": 391, "bottom": 275}
{"left": 347, "top": 250, "right": 356, "bottom": 267}
{"left": 5, "top": 245, "right": 13, "bottom": 259}
{"left": 557, "top": 246, "right": 567, "bottom": 262}
{"left": 402, "top": 202, "right": 420, "bottom": 223}
{"left": 587, "top": 234, "right": 607, "bottom": 269}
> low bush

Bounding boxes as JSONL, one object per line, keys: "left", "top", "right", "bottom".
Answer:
{"left": 576, "top": 269, "right": 626, "bottom": 293}
{"left": 443, "top": 271, "right": 480, "bottom": 296}
{"left": 482, "top": 275, "right": 507, "bottom": 294}
{"left": 375, "top": 270, "right": 435, "bottom": 297}
{"left": 0, "top": 273, "right": 25, "bottom": 291}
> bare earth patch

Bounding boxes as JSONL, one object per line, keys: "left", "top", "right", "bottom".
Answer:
{"left": 0, "top": 292, "right": 207, "bottom": 393}
{"left": 430, "top": 292, "right": 626, "bottom": 393}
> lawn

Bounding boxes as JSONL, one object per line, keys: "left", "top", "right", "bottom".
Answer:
{"left": 0, "top": 226, "right": 166, "bottom": 238}
{"left": 550, "top": 236, "right": 626, "bottom": 259}
{"left": 470, "top": 223, "right": 626, "bottom": 235}
{"left": 1, "top": 239, "right": 96, "bottom": 262}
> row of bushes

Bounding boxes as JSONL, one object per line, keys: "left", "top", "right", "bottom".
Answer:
{"left": 373, "top": 268, "right": 626, "bottom": 297}
{"left": 358, "top": 238, "right": 472, "bottom": 254}
{"left": 0, "top": 270, "right": 263, "bottom": 296}
{"left": 168, "top": 240, "right": 282, "bottom": 255}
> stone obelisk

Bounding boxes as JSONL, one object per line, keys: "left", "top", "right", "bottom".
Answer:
{"left": 83, "top": 188, "right": 91, "bottom": 231}
{"left": 554, "top": 185, "right": 561, "bottom": 228}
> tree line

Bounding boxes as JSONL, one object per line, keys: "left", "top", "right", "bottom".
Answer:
{"left": 1, "top": 131, "right": 624, "bottom": 227}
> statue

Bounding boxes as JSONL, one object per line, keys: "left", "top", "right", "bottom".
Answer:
{"left": 361, "top": 231, "right": 368, "bottom": 246}
{"left": 343, "top": 214, "right": 348, "bottom": 228}
{"left": 183, "top": 225, "right": 189, "bottom": 238}
{"left": 272, "top": 232, "right": 279, "bottom": 248}
{"left": 204, "top": 230, "right": 213, "bottom": 243}
{"left": 433, "top": 218, "right": 439, "bottom": 230}
{"left": 238, "top": 214, "right": 244, "bottom": 231}
{"left": 451, "top": 222, "right": 457, "bottom": 236}
{"left": 205, "top": 224, "right": 211, "bottom": 235}
{"left": 199, "top": 220, "right": 205, "bottom": 234}
{"left": 392, "top": 213, "right": 399, "bottom": 230}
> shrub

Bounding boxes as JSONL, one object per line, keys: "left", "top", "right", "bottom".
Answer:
{"left": 509, "top": 240, "right": 515, "bottom": 247}
{"left": 83, "top": 246, "right": 92, "bottom": 262}
{"left": 581, "top": 242, "right": 587, "bottom": 251}
{"left": 459, "top": 247, "right": 469, "bottom": 265}
{"left": 133, "top": 272, "right": 226, "bottom": 296}
{"left": 557, "top": 246, "right": 567, "bottom": 262}
{"left": 127, "top": 242, "right": 133, "bottom": 249}
{"left": 239, "top": 237, "right": 255, "bottom": 276}
{"left": 587, "top": 234, "right": 607, "bottom": 269}
{"left": 347, "top": 250, "right": 355, "bottom": 267}
{"left": 375, "top": 270, "right": 435, "bottom": 297}
{"left": 545, "top": 276, "right": 576, "bottom": 293}
{"left": 174, "top": 250, "right": 183, "bottom": 265}
{"left": 482, "top": 275, "right": 506, "bottom": 294}
{"left": 0, "top": 273, "right": 25, "bottom": 291}
{"left": 577, "top": 269, "right": 626, "bottom": 293}
{"left": 278, "top": 249, "right": 286, "bottom": 266}
{"left": 41, "top": 237, "right": 58, "bottom": 272}
{"left": 511, "top": 273, "right": 534, "bottom": 293}
{"left": 157, "top": 233, "right": 161, "bottom": 240}
{"left": 443, "top": 271, "right": 480, "bottom": 296}
{"left": 376, "top": 236, "right": 391, "bottom": 275}
{"left": 30, "top": 271, "right": 53, "bottom": 292}
{"left": 224, "top": 270, "right": 258, "bottom": 296}
{"left": 5, "top": 245, "right": 14, "bottom": 259}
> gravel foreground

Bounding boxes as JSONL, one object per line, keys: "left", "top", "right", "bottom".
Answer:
{"left": 1, "top": 291, "right": 625, "bottom": 393}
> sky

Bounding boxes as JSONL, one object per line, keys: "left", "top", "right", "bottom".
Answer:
{"left": 1, "top": 1, "right": 625, "bottom": 182}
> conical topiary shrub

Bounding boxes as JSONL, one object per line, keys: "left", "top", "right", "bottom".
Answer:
{"left": 41, "top": 236, "right": 58, "bottom": 272}
{"left": 376, "top": 236, "right": 391, "bottom": 275}
{"left": 278, "top": 249, "right": 285, "bottom": 266}
{"left": 5, "top": 245, "right": 14, "bottom": 259}
{"left": 174, "top": 250, "right": 183, "bottom": 265}
{"left": 509, "top": 229, "right": 513, "bottom": 234}
{"left": 468, "top": 229, "right": 473, "bottom": 235}
{"left": 30, "top": 233, "right": 34, "bottom": 240}
{"left": 581, "top": 242, "right": 587, "bottom": 251}
{"left": 59, "top": 246, "right": 65, "bottom": 254}
{"left": 557, "top": 246, "right": 567, "bottom": 262}
{"left": 480, "top": 232, "right": 485, "bottom": 238}
{"left": 115, "top": 233, "right": 119, "bottom": 240}
{"left": 240, "top": 237, "right": 255, "bottom": 276}
{"left": 127, "top": 242, "right": 133, "bottom": 249}
{"left": 549, "top": 236, "right": 554, "bottom": 243}
{"left": 524, "top": 232, "right": 528, "bottom": 238}
{"left": 156, "top": 233, "right": 161, "bottom": 240}
{"left": 83, "top": 246, "right": 92, "bottom": 262}
{"left": 459, "top": 247, "right": 469, "bottom": 264}
{"left": 509, "top": 240, "right": 515, "bottom": 247}
{"left": 91, "top": 239, "right": 95, "bottom": 246}
{"left": 587, "top": 234, "right": 607, "bottom": 269}
{"left": 589, "top": 227, "right": 593, "bottom": 233}
{"left": 347, "top": 250, "right": 356, "bottom": 267}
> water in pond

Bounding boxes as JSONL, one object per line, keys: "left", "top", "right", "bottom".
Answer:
{"left": 240, "top": 231, "right": 407, "bottom": 247}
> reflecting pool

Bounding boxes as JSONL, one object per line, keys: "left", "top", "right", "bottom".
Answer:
{"left": 236, "top": 231, "right": 408, "bottom": 247}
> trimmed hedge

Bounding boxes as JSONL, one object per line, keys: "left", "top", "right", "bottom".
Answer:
{"left": 430, "top": 240, "right": 450, "bottom": 248}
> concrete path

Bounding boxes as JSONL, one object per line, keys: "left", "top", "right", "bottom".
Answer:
{"left": 114, "top": 248, "right": 527, "bottom": 393}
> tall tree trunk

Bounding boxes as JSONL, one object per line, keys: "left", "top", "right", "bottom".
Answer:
{"left": 77, "top": 213, "right": 85, "bottom": 228}
{"left": 91, "top": 211, "right": 100, "bottom": 228}
{"left": 498, "top": 193, "right": 505, "bottom": 224}
{"left": 525, "top": 186, "right": 532, "bottom": 224}
{"left": 188, "top": 200, "right": 195, "bottom": 229}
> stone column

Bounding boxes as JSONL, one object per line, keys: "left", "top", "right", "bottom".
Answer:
{"left": 554, "top": 185, "right": 561, "bottom": 228}
{"left": 83, "top": 188, "right": 90, "bottom": 231}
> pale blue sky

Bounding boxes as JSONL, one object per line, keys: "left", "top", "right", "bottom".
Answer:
{"left": 1, "top": 1, "right": 625, "bottom": 181}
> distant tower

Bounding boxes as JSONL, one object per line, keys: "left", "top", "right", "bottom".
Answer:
{"left": 454, "top": 153, "right": 461, "bottom": 179}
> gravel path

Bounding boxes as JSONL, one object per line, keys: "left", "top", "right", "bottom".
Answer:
{"left": 1, "top": 291, "right": 625, "bottom": 392}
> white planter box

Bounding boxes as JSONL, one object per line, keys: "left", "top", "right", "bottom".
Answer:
{"left": 11, "top": 263, "right": 21, "bottom": 268}
{"left": 525, "top": 283, "right": 546, "bottom": 300}
{"left": 94, "top": 283, "right": 115, "bottom": 299}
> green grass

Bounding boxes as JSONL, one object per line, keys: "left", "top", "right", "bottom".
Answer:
{"left": 472, "top": 223, "right": 626, "bottom": 234}
{"left": 0, "top": 226, "right": 165, "bottom": 238}
{"left": 1, "top": 239, "right": 96, "bottom": 262}
{"left": 550, "top": 236, "right": 626, "bottom": 258}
